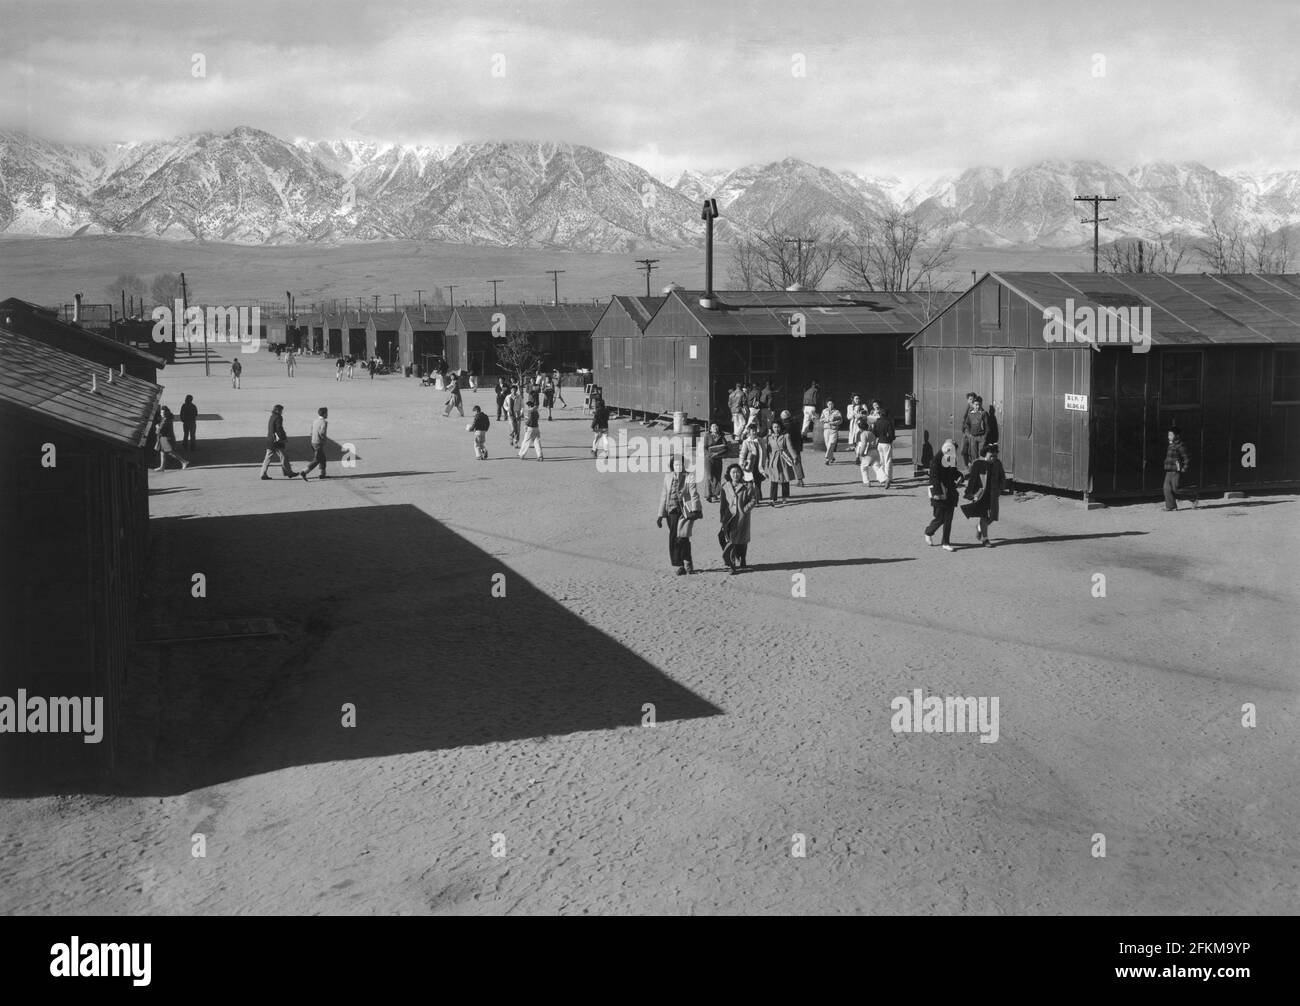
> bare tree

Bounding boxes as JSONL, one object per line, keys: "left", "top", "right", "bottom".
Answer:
{"left": 727, "top": 222, "right": 841, "bottom": 290}
{"left": 494, "top": 329, "right": 544, "bottom": 389}
{"left": 1100, "top": 234, "right": 1190, "bottom": 273}
{"left": 1249, "top": 226, "right": 1292, "bottom": 273}
{"left": 838, "top": 209, "right": 955, "bottom": 291}
{"left": 104, "top": 273, "right": 148, "bottom": 307}
{"left": 150, "top": 273, "right": 188, "bottom": 308}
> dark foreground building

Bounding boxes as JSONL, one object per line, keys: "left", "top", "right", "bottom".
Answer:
{"left": 0, "top": 328, "right": 161, "bottom": 787}
{"left": 907, "top": 272, "right": 1300, "bottom": 497}
{"left": 591, "top": 288, "right": 954, "bottom": 426}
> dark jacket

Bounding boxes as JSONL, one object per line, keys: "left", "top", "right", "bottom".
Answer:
{"left": 802, "top": 385, "right": 819, "bottom": 407}
{"left": 1164, "top": 439, "right": 1190, "bottom": 473}
{"left": 524, "top": 407, "right": 540, "bottom": 429}
{"left": 592, "top": 404, "right": 610, "bottom": 429}
{"left": 928, "top": 455, "right": 963, "bottom": 506}
{"left": 179, "top": 401, "right": 198, "bottom": 425}
{"left": 159, "top": 413, "right": 177, "bottom": 441}
{"left": 872, "top": 415, "right": 895, "bottom": 444}
{"left": 966, "top": 408, "right": 989, "bottom": 438}
{"left": 471, "top": 412, "right": 490, "bottom": 432}
{"left": 267, "top": 411, "right": 287, "bottom": 447}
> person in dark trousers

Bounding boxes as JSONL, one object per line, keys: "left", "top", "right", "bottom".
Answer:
{"left": 960, "top": 442, "right": 1007, "bottom": 545}
{"left": 959, "top": 391, "right": 978, "bottom": 465}
{"left": 368, "top": 358, "right": 376, "bottom": 379}
{"left": 657, "top": 454, "right": 703, "bottom": 575}
{"left": 301, "top": 407, "right": 330, "bottom": 480}
{"left": 924, "top": 438, "right": 964, "bottom": 551}
{"left": 467, "top": 405, "right": 491, "bottom": 460}
{"left": 1163, "top": 428, "right": 1198, "bottom": 510}
{"left": 703, "top": 421, "right": 728, "bottom": 501}
{"left": 231, "top": 358, "right": 242, "bottom": 389}
{"left": 764, "top": 419, "right": 798, "bottom": 505}
{"left": 495, "top": 377, "right": 509, "bottom": 421}
{"left": 591, "top": 397, "right": 611, "bottom": 458}
{"left": 179, "top": 394, "right": 198, "bottom": 449}
{"left": 260, "top": 404, "right": 299, "bottom": 480}
{"left": 336, "top": 357, "right": 345, "bottom": 381}
{"left": 542, "top": 376, "right": 556, "bottom": 420}
{"left": 154, "top": 406, "right": 190, "bottom": 471}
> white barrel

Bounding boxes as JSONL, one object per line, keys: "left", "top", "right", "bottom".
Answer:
{"left": 672, "top": 411, "right": 685, "bottom": 432}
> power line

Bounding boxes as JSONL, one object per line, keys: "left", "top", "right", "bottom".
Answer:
{"left": 1075, "top": 195, "right": 1119, "bottom": 273}
{"left": 546, "top": 269, "right": 565, "bottom": 305}
{"left": 635, "top": 258, "right": 659, "bottom": 297}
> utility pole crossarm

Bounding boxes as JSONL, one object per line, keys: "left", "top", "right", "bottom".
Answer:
{"left": 1075, "top": 194, "right": 1119, "bottom": 273}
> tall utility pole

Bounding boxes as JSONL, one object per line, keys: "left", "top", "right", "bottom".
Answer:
{"left": 783, "top": 236, "right": 816, "bottom": 284}
{"left": 1075, "top": 195, "right": 1119, "bottom": 272}
{"left": 447, "top": 284, "right": 457, "bottom": 306}
{"left": 546, "top": 269, "right": 565, "bottom": 305}
{"left": 392, "top": 293, "right": 399, "bottom": 315}
{"left": 415, "top": 289, "right": 425, "bottom": 312}
{"left": 372, "top": 294, "right": 380, "bottom": 313}
{"left": 487, "top": 279, "right": 502, "bottom": 306}
{"left": 635, "top": 258, "right": 659, "bottom": 297}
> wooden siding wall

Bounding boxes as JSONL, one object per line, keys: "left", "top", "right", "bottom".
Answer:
{"left": 912, "top": 279, "right": 1092, "bottom": 492}
{"left": 590, "top": 308, "right": 645, "bottom": 410}
{"left": 0, "top": 422, "right": 149, "bottom": 786}
{"left": 1092, "top": 346, "right": 1300, "bottom": 495}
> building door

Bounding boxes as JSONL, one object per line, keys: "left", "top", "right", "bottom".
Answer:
{"left": 989, "top": 356, "right": 1012, "bottom": 474}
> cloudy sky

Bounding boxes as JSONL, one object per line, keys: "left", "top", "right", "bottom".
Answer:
{"left": 1, "top": 0, "right": 1296, "bottom": 183}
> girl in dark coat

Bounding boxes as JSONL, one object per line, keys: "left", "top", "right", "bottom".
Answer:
{"left": 1163, "top": 428, "right": 1198, "bottom": 510}
{"left": 960, "top": 442, "right": 1007, "bottom": 546}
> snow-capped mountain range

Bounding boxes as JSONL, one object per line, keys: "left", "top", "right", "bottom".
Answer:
{"left": 1, "top": 126, "right": 1296, "bottom": 251}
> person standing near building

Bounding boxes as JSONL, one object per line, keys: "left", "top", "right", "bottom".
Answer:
{"left": 286, "top": 349, "right": 296, "bottom": 378}
{"left": 591, "top": 397, "right": 611, "bottom": 458}
{"left": 179, "top": 394, "right": 198, "bottom": 450}
{"left": 467, "top": 405, "right": 491, "bottom": 460}
{"left": 728, "top": 381, "right": 745, "bottom": 438}
{"left": 368, "top": 357, "right": 376, "bottom": 379}
{"left": 764, "top": 419, "right": 798, "bottom": 506}
{"left": 495, "top": 377, "right": 509, "bottom": 421}
{"left": 959, "top": 391, "right": 977, "bottom": 465}
{"left": 966, "top": 396, "right": 990, "bottom": 464}
{"left": 346, "top": 355, "right": 354, "bottom": 379}
{"left": 960, "top": 442, "right": 1006, "bottom": 545}
{"left": 300, "top": 407, "right": 330, "bottom": 480}
{"left": 719, "top": 463, "right": 757, "bottom": 574}
{"left": 819, "top": 399, "right": 843, "bottom": 463}
{"left": 154, "top": 406, "right": 190, "bottom": 472}
{"left": 657, "top": 454, "right": 703, "bottom": 575}
{"left": 780, "top": 410, "right": 805, "bottom": 488}
{"left": 518, "top": 398, "right": 544, "bottom": 460}
{"left": 260, "top": 404, "right": 299, "bottom": 480}
{"left": 845, "top": 395, "right": 864, "bottom": 443}
{"left": 542, "top": 375, "right": 556, "bottom": 421}
{"left": 703, "top": 421, "right": 728, "bottom": 501}
{"left": 801, "top": 380, "right": 820, "bottom": 439}
{"left": 231, "top": 357, "right": 242, "bottom": 389}
{"left": 552, "top": 369, "right": 568, "bottom": 409}
{"left": 1163, "top": 427, "right": 1197, "bottom": 510}
{"left": 924, "top": 439, "right": 964, "bottom": 551}
{"left": 443, "top": 371, "right": 464, "bottom": 417}
{"left": 870, "top": 404, "right": 897, "bottom": 489}
{"left": 757, "top": 380, "right": 775, "bottom": 432}
{"left": 856, "top": 421, "right": 880, "bottom": 489}
{"left": 336, "top": 356, "right": 345, "bottom": 381}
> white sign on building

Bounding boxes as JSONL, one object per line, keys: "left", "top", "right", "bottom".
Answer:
{"left": 1064, "top": 393, "right": 1088, "bottom": 412}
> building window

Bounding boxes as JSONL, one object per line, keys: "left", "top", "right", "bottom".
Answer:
{"left": 1273, "top": 349, "right": 1300, "bottom": 403}
{"left": 1160, "top": 351, "right": 1202, "bottom": 407}
{"left": 980, "top": 284, "right": 1000, "bottom": 327}
{"left": 751, "top": 337, "right": 775, "bottom": 372}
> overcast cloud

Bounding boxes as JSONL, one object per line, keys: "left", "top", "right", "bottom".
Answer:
{"left": 1, "top": 0, "right": 1296, "bottom": 183}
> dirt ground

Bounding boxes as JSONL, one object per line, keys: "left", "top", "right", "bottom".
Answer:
{"left": 2, "top": 345, "right": 1297, "bottom": 915}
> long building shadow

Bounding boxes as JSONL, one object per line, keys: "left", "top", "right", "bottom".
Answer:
{"left": 156, "top": 434, "right": 355, "bottom": 469}
{"left": 100, "top": 503, "right": 722, "bottom": 797}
